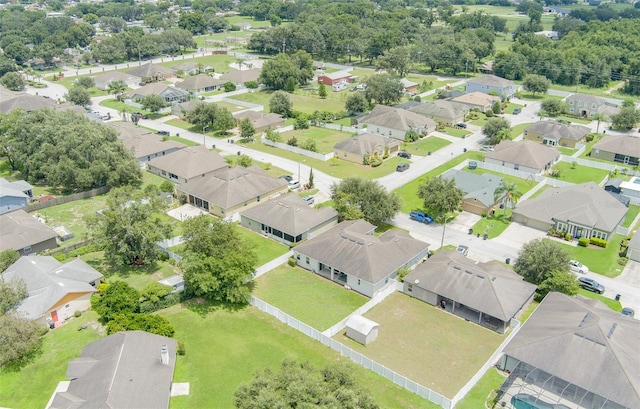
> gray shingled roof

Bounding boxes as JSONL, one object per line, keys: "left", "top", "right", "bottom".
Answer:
{"left": 240, "top": 192, "right": 338, "bottom": 236}
{"left": 566, "top": 93, "right": 605, "bottom": 106}
{"left": 0, "top": 209, "right": 58, "bottom": 252}
{"left": 503, "top": 292, "right": 640, "bottom": 408}
{"left": 107, "top": 121, "right": 154, "bottom": 140}
{"left": 294, "top": 220, "right": 430, "bottom": 284}
{"left": 525, "top": 121, "right": 590, "bottom": 142}
{"left": 467, "top": 74, "right": 514, "bottom": 88}
{"left": 359, "top": 105, "right": 437, "bottom": 132}
{"left": 593, "top": 134, "right": 640, "bottom": 158}
{"left": 126, "top": 62, "right": 173, "bottom": 78}
{"left": 131, "top": 83, "right": 188, "bottom": 98}
{"left": 220, "top": 67, "right": 261, "bottom": 83}
{"left": 513, "top": 182, "right": 628, "bottom": 233}
{"left": 175, "top": 74, "right": 223, "bottom": 91}
{"left": 50, "top": 331, "right": 177, "bottom": 409}
{"left": 92, "top": 71, "right": 137, "bottom": 84}
{"left": 441, "top": 169, "right": 503, "bottom": 207}
{"left": 121, "top": 134, "right": 186, "bottom": 159}
{"left": 147, "top": 145, "right": 228, "bottom": 180}
{"left": 485, "top": 140, "right": 560, "bottom": 170}
{"left": 1, "top": 256, "right": 102, "bottom": 320}
{"left": 177, "top": 165, "right": 288, "bottom": 209}
{"left": 404, "top": 250, "right": 537, "bottom": 321}
{"left": 0, "top": 94, "right": 85, "bottom": 115}
{"left": 451, "top": 92, "right": 501, "bottom": 107}
{"left": 233, "top": 111, "right": 284, "bottom": 129}
{"left": 333, "top": 132, "right": 400, "bottom": 156}
{"left": 408, "top": 100, "right": 468, "bottom": 120}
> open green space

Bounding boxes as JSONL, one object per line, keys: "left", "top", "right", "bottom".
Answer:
{"left": 558, "top": 146, "right": 576, "bottom": 156}
{"left": 156, "top": 53, "right": 238, "bottom": 75}
{"left": 231, "top": 89, "right": 346, "bottom": 114}
{"left": 34, "top": 196, "right": 108, "bottom": 247}
{"left": 223, "top": 158, "right": 291, "bottom": 180}
{"left": 395, "top": 151, "right": 478, "bottom": 213}
{"left": 236, "top": 226, "right": 290, "bottom": 265}
{"left": 552, "top": 236, "right": 625, "bottom": 278}
{"left": 99, "top": 99, "right": 165, "bottom": 120}
{"left": 254, "top": 265, "right": 368, "bottom": 331}
{"left": 0, "top": 312, "right": 103, "bottom": 409}
{"left": 278, "top": 127, "right": 353, "bottom": 154}
{"left": 456, "top": 368, "right": 506, "bottom": 409}
{"left": 577, "top": 289, "right": 623, "bottom": 312}
{"left": 621, "top": 205, "right": 640, "bottom": 228}
{"left": 225, "top": 15, "right": 274, "bottom": 28}
{"left": 240, "top": 139, "right": 403, "bottom": 179}
{"left": 401, "top": 136, "right": 452, "bottom": 156}
{"left": 516, "top": 92, "right": 564, "bottom": 102}
{"left": 546, "top": 114, "right": 592, "bottom": 125}
{"left": 166, "top": 135, "right": 200, "bottom": 147}
{"left": 471, "top": 211, "right": 512, "bottom": 240}
{"left": 142, "top": 170, "right": 170, "bottom": 188}
{"left": 549, "top": 161, "right": 610, "bottom": 184}
{"left": 438, "top": 127, "right": 471, "bottom": 138}
{"left": 162, "top": 302, "right": 438, "bottom": 409}
{"left": 510, "top": 122, "right": 533, "bottom": 139}
{"left": 504, "top": 102, "right": 524, "bottom": 115}
{"left": 334, "top": 292, "right": 504, "bottom": 399}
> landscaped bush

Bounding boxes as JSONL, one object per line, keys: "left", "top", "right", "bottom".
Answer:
{"left": 564, "top": 233, "right": 572, "bottom": 241}
{"left": 485, "top": 110, "right": 494, "bottom": 117}
{"left": 370, "top": 158, "right": 382, "bottom": 167}
{"left": 301, "top": 139, "right": 317, "bottom": 152}
{"left": 287, "top": 136, "right": 298, "bottom": 146}
{"left": 177, "top": 341, "right": 186, "bottom": 356}
{"left": 578, "top": 238, "right": 589, "bottom": 247}
{"left": 618, "top": 257, "right": 628, "bottom": 266}
{"left": 288, "top": 256, "right": 297, "bottom": 267}
{"left": 74, "top": 310, "right": 82, "bottom": 318}
{"left": 590, "top": 237, "right": 608, "bottom": 248}
{"left": 139, "top": 292, "right": 185, "bottom": 314}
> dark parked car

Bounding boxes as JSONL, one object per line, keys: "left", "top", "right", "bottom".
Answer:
{"left": 398, "top": 151, "right": 412, "bottom": 159}
{"left": 621, "top": 307, "right": 635, "bottom": 317}
{"left": 578, "top": 277, "right": 605, "bottom": 294}
{"left": 396, "top": 163, "right": 410, "bottom": 172}
{"left": 279, "top": 175, "right": 293, "bottom": 182}
{"left": 512, "top": 108, "right": 522, "bottom": 115}
{"left": 157, "top": 130, "right": 170, "bottom": 136}
{"left": 457, "top": 122, "right": 467, "bottom": 129}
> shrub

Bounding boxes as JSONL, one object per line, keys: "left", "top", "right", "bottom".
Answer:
{"left": 564, "top": 233, "right": 572, "bottom": 241}
{"left": 287, "top": 136, "right": 298, "bottom": 146}
{"left": 362, "top": 153, "right": 371, "bottom": 165}
{"left": 485, "top": 110, "right": 494, "bottom": 117}
{"left": 139, "top": 292, "right": 184, "bottom": 314}
{"left": 590, "top": 237, "right": 608, "bottom": 248}
{"left": 177, "top": 341, "right": 186, "bottom": 356}
{"left": 223, "top": 81, "right": 236, "bottom": 92}
{"left": 617, "top": 257, "right": 628, "bottom": 266}
{"left": 578, "top": 238, "right": 589, "bottom": 247}
{"left": 265, "top": 129, "right": 282, "bottom": 143}
{"left": 245, "top": 80, "right": 259, "bottom": 89}
{"left": 38, "top": 326, "right": 50, "bottom": 336}
{"left": 288, "top": 256, "right": 297, "bottom": 267}
{"left": 301, "top": 139, "right": 317, "bottom": 152}
{"left": 74, "top": 310, "right": 82, "bottom": 318}
{"left": 414, "top": 95, "right": 421, "bottom": 102}
{"left": 294, "top": 117, "right": 309, "bottom": 129}
{"left": 370, "top": 158, "right": 382, "bottom": 167}
{"left": 482, "top": 211, "right": 487, "bottom": 218}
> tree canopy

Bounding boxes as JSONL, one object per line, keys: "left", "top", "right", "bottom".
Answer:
{"left": 364, "top": 74, "right": 404, "bottom": 106}
{"left": 269, "top": 91, "right": 293, "bottom": 117}
{"left": 331, "top": 178, "right": 401, "bottom": 226}
{"left": 0, "top": 109, "right": 141, "bottom": 191}
{"left": 186, "top": 102, "right": 235, "bottom": 133}
{"left": 0, "top": 315, "right": 43, "bottom": 371}
{"left": 91, "top": 280, "right": 141, "bottom": 323}
{"left": 418, "top": 176, "right": 464, "bottom": 247}
{"left": 514, "top": 238, "right": 571, "bottom": 284}
{"left": 482, "top": 117, "right": 511, "bottom": 145}
{"left": 610, "top": 106, "right": 640, "bottom": 130}
{"left": 234, "top": 360, "right": 379, "bottom": 409}
{"left": 259, "top": 51, "right": 313, "bottom": 90}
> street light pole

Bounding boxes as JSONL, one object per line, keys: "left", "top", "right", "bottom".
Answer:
{"left": 202, "top": 125, "right": 209, "bottom": 147}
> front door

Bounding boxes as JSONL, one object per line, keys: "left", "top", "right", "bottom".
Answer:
{"left": 51, "top": 310, "right": 58, "bottom": 322}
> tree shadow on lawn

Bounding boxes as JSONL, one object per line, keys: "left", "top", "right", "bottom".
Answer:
{"left": 84, "top": 257, "right": 163, "bottom": 279}
{"left": 183, "top": 297, "right": 249, "bottom": 317}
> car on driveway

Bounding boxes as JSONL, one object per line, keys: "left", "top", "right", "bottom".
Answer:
{"left": 456, "top": 245, "right": 469, "bottom": 256}
{"left": 480, "top": 145, "right": 495, "bottom": 152}
{"left": 279, "top": 175, "right": 293, "bottom": 183}
{"left": 398, "top": 151, "right": 412, "bottom": 159}
{"left": 157, "top": 130, "right": 170, "bottom": 136}
{"left": 288, "top": 180, "right": 300, "bottom": 190}
{"left": 569, "top": 260, "right": 589, "bottom": 274}
{"left": 621, "top": 307, "right": 635, "bottom": 317}
{"left": 512, "top": 108, "right": 522, "bottom": 115}
{"left": 457, "top": 122, "right": 467, "bottom": 129}
{"left": 396, "top": 163, "right": 410, "bottom": 172}
{"left": 578, "top": 277, "right": 605, "bottom": 294}
{"left": 302, "top": 195, "right": 315, "bottom": 205}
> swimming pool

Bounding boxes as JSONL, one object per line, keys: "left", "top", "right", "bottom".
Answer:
{"left": 510, "top": 394, "right": 571, "bottom": 409}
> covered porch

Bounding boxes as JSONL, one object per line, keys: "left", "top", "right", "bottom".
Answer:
{"left": 438, "top": 296, "right": 507, "bottom": 333}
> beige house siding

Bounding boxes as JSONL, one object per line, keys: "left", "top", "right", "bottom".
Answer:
{"left": 462, "top": 198, "right": 493, "bottom": 216}
{"left": 591, "top": 149, "right": 616, "bottom": 162}
{"left": 511, "top": 213, "right": 552, "bottom": 232}
{"left": 484, "top": 158, "right": 541, "bottom": 174}
{"left": 523, "top": 130, "right": 581, "bottom": 149}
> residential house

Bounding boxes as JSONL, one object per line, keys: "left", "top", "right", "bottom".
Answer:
{"left": 591, "top": 134, "right": 640, "bottom": 167}
{"left": 240, "top": 192, "right": 339, "bottom": 245}
{"left": 484, "top": 140, "right": 561, "bottom": 174}
{"left": 465, "top": 75, "right": 516, "bottom": 99}
{"left": 523, "top": 121, "right": 590, "bottom": 148}
{"left": 233, "top": 110, "right": 285, "bottom": 133}
{"left": 49, "top": 331, "right": 177, "bottom": 409}
{"left": 121, "top": 134, "right": 187, "bottom": 165}
{"left": 1, "top": 256, "right": 103, "bottom": 326}
{"left": 512, "top": 182, "right": 628, "bottom": 240}
{"left": 220, "top": 67, "right": 261, "bottom": 86}
{"left": 400, "top": 78, "right": 419, "bottom": 95}
{"left": 171, "top": 100, "right": 201, "bottom": 118}
{"left": 127, "top": 62, "right": 175, "bottom": 83}
{"left": 293, "top": 219, "right": 430, "bottom": 297}
{"left": 451, "top": 92, "right": 501, "bottom": 112}
{"left": 0, "top": 178, "right": 33, "bottom": 214}
{"left": 619, "top": 176, "right": 640, "bottom": 205}
{"left": 175, "top": 75, "right": 224, "bottom": 96}
{"left": 0, "top": 209, "right": 58, "bottom": 254}
{"left": 93, "top": 71, "right": 138, "bottom": 90}
{"left": 408, "top": 100, "right": 469, "bottom": 126}
{"left": 543, "top": 6, "right": 569, "bottom": 16}
{"left": 0, "top": 93, "right": 87, "bottom": 115}
{"left": 130, "top": 83, "right": 190, "bottom": 105}
{"left": 317, "top": 70, "right": 353, "bottom": 87}
{"left": 403, "top": 250, "right": 536, "bottom": 333}
{"left": 333, "top": 133, "right": 401, "bottom": 164}
{"left": 441, "top": 169, "right": 503, "bottom": 215}
{"left": 357, "top": 105, "right": 437, "bottom": 140}
{"left": 177, "top": 166, "right": 289, "bottom": 218}
{"left": 564, "top": 93, "right": 620, "bottom": 118}
{"left": 108, "top": 121, "right": 154, "bottom": 139}
{"left": 171, "top": 61, "right": 213, "bottom": 76}
{"left": 146, "top": 145, "right": 228, "bottom": 183}
{"left": 497, "top": 292, "right": 640, "bottom": 409}
{"left": 627, "top": 231, "right": 640, "bottom": 262}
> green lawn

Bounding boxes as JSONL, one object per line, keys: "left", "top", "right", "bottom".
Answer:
{"left": 577, "top": 289, "right": 622, "bottom": 312}
{"left": 162, "top": 302, "right": 438, "bottom": 409}
{"left": 471, "top": 211, "right": 512, "bottom": 239}
{"left": 510, "top": 122, "right": 533, "bottom": 139}
{"left": 156, "top": 53, "right": 238, "bottom": 75}
{"left": 456, "top": 368, "right": 506, "bottom": 409}
{"left": 439, "top": 127, "right": 471, "bottom": 138}
{"left": 236, "top": 226, "right": 290, "bottom": 265}
{"left": 254, "top": 265, "right": 368, "bottom": 330}
{"left": 231, "top": 89, "right": 346, "bottom": 114}
{"left": 516, "top": 92, "right": 564, "bottom": 102}
{"left": 278, "top": 127, "right": 353, "bottom": 154}
{"left": 401, "top": 136, "right": 452, "bottom": 156}
{"left": 395, "top": 151, "right": 479, "bottom": 213}
{"left": 621, "top": 205, "right": 640, "bottom": 228}
{"left": 549, "top": 161, "right": 610, "bottom": 184}
{"left": 0, "top": 312, "right": 103, "bottom": 409}
{"left": 239, "top": 139, "right": 403, "bottom": 179}
{"left": 526, "top": 184, "right": 548, "bottom": 199}
{"left": 547, "top": 114, "right": 592, "bottom": 125}
{"left": 504, "top": 102, "right": 524, "bottom": 114}
{"left": 99, "top": 99, "right": 165, "bottom": 120}
{"left": 551, "top": 236, "right": 626, "bottom": 278}
{"left": 558, "top": 146, "right": 577, "bottom": 156}
{"left": 142, "top": 170, "right": 170, "bottom": 188}
{"left": 334, "top": 292, "right": 504, "bottom": 399}
{"left": 166, "top": 135, "right": 199, "bottom": 147}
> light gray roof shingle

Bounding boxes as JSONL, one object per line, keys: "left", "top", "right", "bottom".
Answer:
{"left": 333, "top": 132, "right": 400, "bottom": 156}
{"left": 240, "top": 193, "right": 338, "bottom": 236}
{"left": 294, "top": 220, "right": 430, "bottom": 284}
{"left": 147, "top": 145, "right": 228, "bottom": 180}
{"left": 485, "top": 140, "right": 560, "bottom": 170}
{"left": 0, "top": 209, "right": 58, "bottom": 252}
{"left": 108, "top": 121, "right": 154, "bottom": 139}
{"left": 220, "top": 68, "right": 261, "bottom": 83}
{"left": 92, "top": 71, "right": 137, "bottom": 84}
{"left": 126, "top": 62, "right": 173, "bottom": 78}
{"left": 408, "top": 100, "right": 468, "bottom": 120}
{"left": 405, "top": 250, "right": 536, "bottom": 321}
{"left": 525, "top": 121, "right": 590, "bottom": 142}
{"left": 50, "top": 331, "right": 177, "bottom": 409}
{"left": 0, "top": 178, "right": 34, "bottom": 194}
{"left": 451, "top": 92, "right": 501, "bottom": 107}
{"left": 513, "top": 182, "right": 628, "bottom": 233}
{"left": 467, "top": 74, "right": 514, "bottom": 88}
{"left": 442, "top": 169, "right": 503, "bottom": 207}
{"left": 566, "top": 93, "right": 606, "bottom": 106}
{"left": 593, "top": 134, "right": 640, "bottom": 158}
{"left": 503, "top": 292, "right": 640, "bottom": 408}
{"left": 131, "top": 83, "right": 188, "bottom": 98}
{"left": 121, "top": 134, "right": 186, "bottom": 159}
{"left": 175, "top": 74, "right": 223, "bottom": 91}
{"left": 233, "top": 111, "right": 284, "bottom": 129}
{"left": 359, "top": 105, "right": 437, "bottom": 132}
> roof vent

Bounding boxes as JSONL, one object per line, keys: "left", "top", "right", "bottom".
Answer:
{"left": 453, "top": 266, "right": 462, "bottom": 271}
{"left": 476, "top": 274, "right": 485, "bottom": 279}
{"left": 160, "top": 345, "right": 170, "bottom": 365}
{"left": 491, "top": 276, "right": 496, "bottom": 281}
{"left": 578, "top": 312, "right": 590, "bottom": 327}
{"left": 607, "top": 322, "right": 617, "bottom": 339}
{"left": 414, "top": 279, "right": 419, "bottom": 284}
{"left": 464, "top": 270, "right": 472, "bottom": 274}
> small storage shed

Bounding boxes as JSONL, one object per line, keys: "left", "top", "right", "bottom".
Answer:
{"left": 345, "top": 315, "right": 379, "bottom": 345}
{"left": 158, "top": 274, "right": 185, "bottom": 293}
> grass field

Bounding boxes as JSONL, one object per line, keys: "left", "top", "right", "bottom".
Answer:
{"left": 254, "top": 265, "right": 368, "bottom": 330}
{"left": 401, "top": 136, "right": 452, "bottom": 156}
{"left": 334, "top": 292, "right": 504, "bottom": 398}
{"left": 511, "top": 122, "right": 533, "bottom": 139}
{"left": 278, "top": 127, "right": 353, "bottom": 154}
{"left": 549, "top": 161, "right": 610, "bottom": 184}
{"left": 231, "top": 89, "right": 347, "bottom": 114}
{"left": 438, "top": 127, "right": 471, "bottom": 138}
{"left": 621, "top": 205, "right": 640, "bottom": 228}
{"left": 471, "top": 211, "right": 512, "bottom": 239}
{"left": 456, "top": 368, "right": 506, "bottom": 409}
{"left": 162, "top": 302, "right": 439, "bottom": 409}
{"left": 552, "top": 236, "right": 626, "bottom": 278}
{"left": 236, "top": 226, "right": 290, "bottom": 265}
{"left": 156, "top": 53, "right": 238, "bottom": 75}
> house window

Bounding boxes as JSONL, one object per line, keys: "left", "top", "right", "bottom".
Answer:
{"left": 569, "top": 108, "right": 575, "bottom": 113}
{"left": 376, "top": 128, "right": 380, "bottom": 133}
{"left": 161, "top": 170, "right": 166, "bottom": 176}
{"left": 593, "top": 231, "right": 607, "bottom": 240}
{"left": 305, "top": 256, "right": 309, "bottom": 264}
{"left": 514, "top": 164, "right": 519, "bottom": 170}
{"left": 65, "top": 304, "right": 70, "bottom": 310}
{"left": 23, "top": 246, "right": 31, "bottom": 254}
{"left": 407, "top": 284, "right": 413, "bottom": 292}
{"left": 388, "top": 131, "right": 392, "bottom": 136}
{"left": 569, "top": 100, "right": 574, "bottom": 105}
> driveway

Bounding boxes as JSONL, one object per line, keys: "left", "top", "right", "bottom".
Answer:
{"left": 491, "top": 223, "right": 548, "bottom": 249}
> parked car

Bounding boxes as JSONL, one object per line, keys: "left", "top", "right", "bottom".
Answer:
{"left": 302, "top": 195, "right": 315, "bottom": 205}
{"left": 398, "top": 151, "right": 412, "bottom": 159}
{"left": 512, "top": 108, "right": 522, "bottom": 115}
{"left": 457, "top": 122, "right": 467, "bottom": 129}
{"left": 396, "top": 163, "right": 410, "bottom": 172}
{"left": 578, "top": 277, "right": 605, "bottom": 294}
{"left": 288, "top": 180, "right": 300, "bottom": 190}
{"left": 621, "top": 307, "right": 635, "bottom": 317}
{"left": 132, "top": 112, "right": 147, "bottom": 119}
{"left": 279, "top": 175, "right": 293, "bottom": 182}
{"left": 157, "top": 130, "right": 170, "bottom": 136}
{"left": 409, "top": 210, "right": 433, "bottom": 224}
{"left": 456, "top": 245, "right": 469, "bottom": 257}
{"left": 480, "top": 145, "right": 495, "bottom": 152}
{"left": 569, "top": 260, "right": 589, "bottom": 274}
